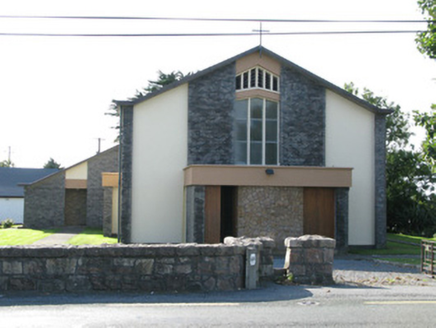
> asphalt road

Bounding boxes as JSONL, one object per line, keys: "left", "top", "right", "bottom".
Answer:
{"left": 1, "top": 282, "right": 435, "bottom": 327}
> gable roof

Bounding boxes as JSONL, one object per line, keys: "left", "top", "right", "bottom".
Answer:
{"left": 24, "top": 145, "right": 119, "bottom": 187}
{"left": 0, "top": 168, "right": 59, "bottom": 197}
{"left": 114, "top": 46, "right": 392, "bottom": 115}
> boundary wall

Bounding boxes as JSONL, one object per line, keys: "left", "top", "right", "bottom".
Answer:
{"left": 0, "top": 237, "right": 274, "bottom": 293}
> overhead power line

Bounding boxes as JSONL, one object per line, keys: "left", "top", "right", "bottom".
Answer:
{"left": 0, "top": 30, "right": 426, "bottom": 38}
{"left": 0, "top": 15, "right": 433, "bottom": 24}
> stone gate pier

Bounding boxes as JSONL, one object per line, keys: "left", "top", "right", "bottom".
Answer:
{"left": 284, "top": 235, "right": 335, "bottom": 285}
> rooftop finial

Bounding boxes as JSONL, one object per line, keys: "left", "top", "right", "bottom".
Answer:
{"left": 252, "top": 22, "right": 269, "bottom": 57}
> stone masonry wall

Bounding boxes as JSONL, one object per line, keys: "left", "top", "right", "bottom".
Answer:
{"left": 87, "top": 146, "right": 119, "bottom": 228}
{"left": 188, "top": 63, "right": 235, "bottom": 165}
{"left": 0, "top": 238, "right": 275, "bottom": 293}
{"left": 24, "top": 172, "right": 65, "bottom": 229}
{"left": 237, "top": 186, "right": 303, "bottom": 253}
{"left": 284, "top": 235, "right": 335, "bottom": 285}
{"left": 185, "top": 186, "right": 206, "bottom": 243}
{"left": 280, "top": 66, "right": 325, "bottom": 166}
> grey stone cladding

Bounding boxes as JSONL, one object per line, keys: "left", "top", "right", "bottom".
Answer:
{"left": 280, "top": 66, "right": 326, "bottom": 166}
{"left": 185, "top": 186, "right": 205, "bottom": 243}
{"left": 120, "top": 105, "right": 134, "bottom": 243}
{"left": 237, "top": 186, "right": 304, "bottom": 254}
{"left": 188, "top": 63, "right": 236, "bottom": 165}
{"left": 335, "top": 188, "right": 349, "bottom": 253}
{"left": 374, "top": 114, "right": 387, "bottom": 248}
{"left": 24, "top": 172, "right": 65, "bottom": 229}
{"left": 86, "top": 146, "right": 119, "bottom": 227}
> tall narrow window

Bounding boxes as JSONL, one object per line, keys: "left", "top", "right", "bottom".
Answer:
{"left": 235, "top": 100, "right": 248, "bottom": 164}
{"left": 234, "top": 98, "right": 279, "bottom": 165}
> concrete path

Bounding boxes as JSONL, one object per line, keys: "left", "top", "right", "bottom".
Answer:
{"left": 32, "top": 226, "right": 85, "bottom": 245}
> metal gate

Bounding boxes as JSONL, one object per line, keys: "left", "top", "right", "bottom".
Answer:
{"left": 421, "top": 240, "right": 436, "bottom": 278}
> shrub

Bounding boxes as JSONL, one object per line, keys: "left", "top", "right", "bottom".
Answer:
{"left": 1, "top": 219, "right": 14, "bottom": 229}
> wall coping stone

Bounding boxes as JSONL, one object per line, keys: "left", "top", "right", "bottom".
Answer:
{"left": 0, "top": 243, "right": 249, "bottom": 258}
{"left": 0, "top": 238, "right": 276, "bottom": 293}
{"left": 284, "top": 235, "right": 335, "bottom": 248}
{"left": 224, "top": 236, "right": 275, "bottom": 249}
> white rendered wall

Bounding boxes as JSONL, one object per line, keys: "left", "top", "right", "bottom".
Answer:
{"left": 325, "top": 90, "right": 375, "bottom": 246}
{"left": 65, "top": 162, "right": 88, "bottom": 180}
{"left": 0, "top": 198, "right": 24, "bottom": 223}
{"left": 131, "top": 84, "right": 188, "bottom": 243}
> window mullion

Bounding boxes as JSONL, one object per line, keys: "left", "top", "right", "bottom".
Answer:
{"left": 262, "top": 98, "right": 266, "bottom": 165}
{"left": 247, "top": 98, "right": 251, "bottom": 165}
{"left": 277, "top": 103, "right": 280, "bottom": 165}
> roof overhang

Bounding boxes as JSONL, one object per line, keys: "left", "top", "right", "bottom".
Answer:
{"left": 102, "top": 172, "right": 119, "bottom": 187}
{"left": 184, "top": 165, "right": 352, "bottom": 188}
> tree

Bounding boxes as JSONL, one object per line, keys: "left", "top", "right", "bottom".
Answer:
{"left": 0, "top": 159, "right": 14, "bottom": 167}
{"left": 416, "top": 0, "right": 436, "bottom": 59}
{"left": 345, "top": 83, "right": 436, "bottom": 236}
{"left": 43, "top": 158, "right": 62, "bottom": 169}
{"left": 134, "top": 70, "right": 186, "bottom": 98}
{"left": 344, "top": 82, "right": 412, "bottom": 150}
{"left": 107, "top": 70, "right": 187, "bottom": 141}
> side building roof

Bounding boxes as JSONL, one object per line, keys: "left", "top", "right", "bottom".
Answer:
{"left": 23, "top": 145, "right": 120, "bottom": 187}
{"left": 0, "top": 168, "right": 59, "bottom": 197}
{"left": 114, "top": 46, "right": 392, "bottom": 115}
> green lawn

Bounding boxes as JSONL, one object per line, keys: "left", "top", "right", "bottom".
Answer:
{"left": 0, "top": 227, "right": 117, "bottom": 245}
{"left": 349, "top": 241, "right": 421, "bottom": 256}
{"left": 67, "top": 228, "right": 118, "bottom": 245}
{"left": 0, "top": 228, "right": 58, "bottom": 245}
{"left": 387, "top": 232, "right": 436, "bottom": 244}
{"left": 348, "top": 233, "right": 434, "bottom": 266}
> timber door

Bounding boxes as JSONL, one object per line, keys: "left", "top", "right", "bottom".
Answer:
{"left": 204, "top": 186, "right": 238, "bottom": 243}
{"left": 303, "top": 188, "right": 335, "bottom": 238}
{"left": 204, "top": 186, "right": 221, "bottom": 243}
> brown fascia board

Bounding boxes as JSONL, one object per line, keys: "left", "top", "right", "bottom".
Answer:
{"left": 114, "top": 46, "right": 393, "bottom": 115}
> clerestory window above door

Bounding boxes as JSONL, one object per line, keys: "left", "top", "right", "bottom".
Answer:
{"left": 234, "top": 98, "right": 279, "bottom": 165}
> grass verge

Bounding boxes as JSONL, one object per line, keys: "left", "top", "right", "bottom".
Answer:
{"left": 348, "top": 233, "right": 431, "bottom": 266}
{"left": 349, "top": 241, "right": 421, "bottom": 256}
{"left": 0, "top": 228, "right": 58, "bottom": 245}
{"left": 67, "top": 228, "right": 118, "bottom": 245}
{"left": 387, "top": 232, "right": 436, "bottom": 244}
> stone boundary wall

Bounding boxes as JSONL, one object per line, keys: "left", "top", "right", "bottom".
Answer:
{"left": 224, "top": 236, "right": 275, "bottom": 281}
{"left": 0, "top": 237, "right": 274, "bottom": 293}
{"left": 284, "top": 235, "right": 335, "bottom": 285}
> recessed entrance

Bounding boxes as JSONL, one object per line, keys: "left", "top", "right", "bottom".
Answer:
{"left": 220, "top": 186, "right": 238, "bottom": 241}
{"left": 204, "top": 186, "right": 238, "bottom": 243}
{"left": 64, "top": 189, "right": 87, "bottom": 226}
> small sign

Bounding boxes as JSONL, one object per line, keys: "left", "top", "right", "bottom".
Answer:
{"left": 250, "top": 253, "right": 256, "bottom": 266}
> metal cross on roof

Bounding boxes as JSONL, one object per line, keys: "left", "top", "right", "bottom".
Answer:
{"left": 252, "top": 22, "right": 270, "bottom": 47}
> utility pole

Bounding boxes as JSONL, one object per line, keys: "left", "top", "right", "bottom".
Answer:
{"left": 96, "top": 138, "right": 105, "bottom": 154}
